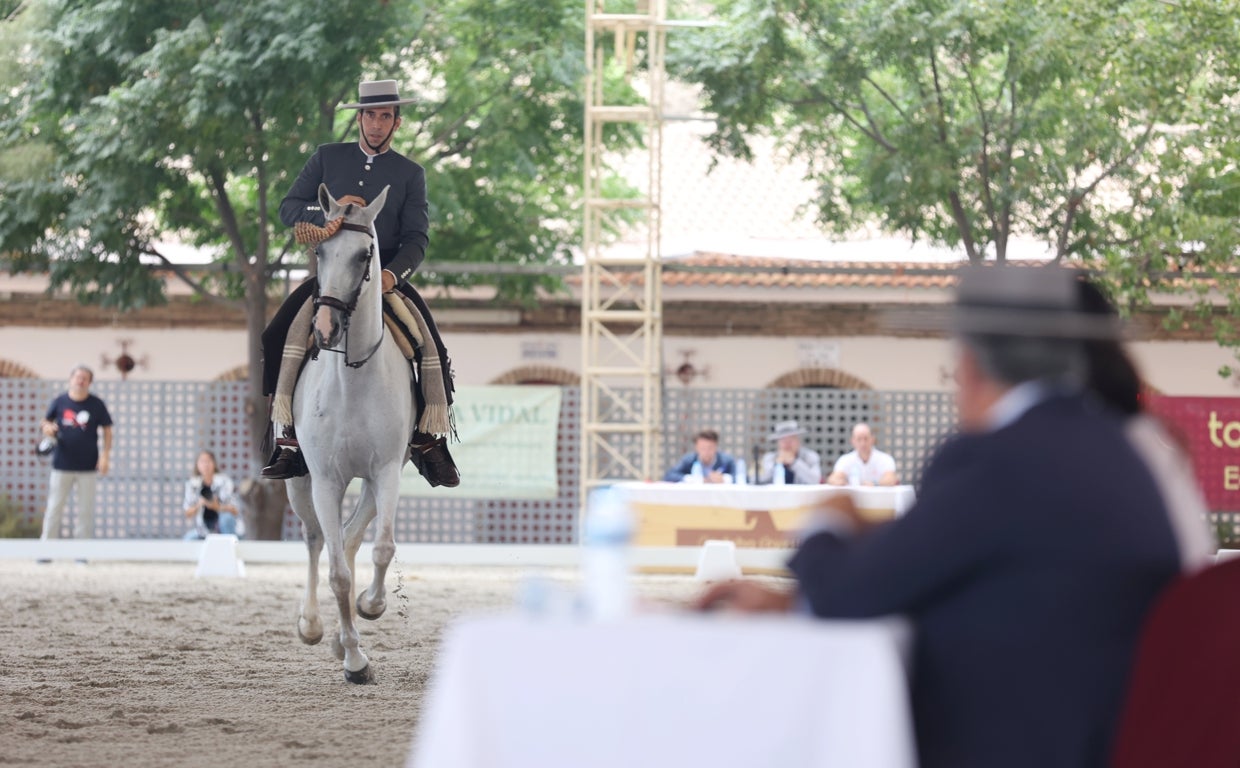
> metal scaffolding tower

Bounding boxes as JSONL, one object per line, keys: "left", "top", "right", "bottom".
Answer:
{"left": 581, "top": 1, "right": 667, "bottom": 498}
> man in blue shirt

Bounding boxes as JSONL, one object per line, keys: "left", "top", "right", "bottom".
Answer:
{"left": 664, "top": 429, "right": 739, "bottom": 483}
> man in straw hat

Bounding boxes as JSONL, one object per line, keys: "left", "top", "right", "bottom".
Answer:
{"left": 696, "top": 264, "right": 1181, "bottom": 768}
{"left": 260, "top": 79, "right": 459, "bottom": 487}
{"left": 758, "top": 419, "right": 821, "bottom": 484}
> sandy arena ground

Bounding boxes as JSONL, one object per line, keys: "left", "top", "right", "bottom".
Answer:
{"left": 0, "top": 558, "right": 717, "bottom": 767}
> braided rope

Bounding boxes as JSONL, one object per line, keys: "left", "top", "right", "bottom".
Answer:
{"left": 293, "top": 217, "right": 343, "bottom": 245}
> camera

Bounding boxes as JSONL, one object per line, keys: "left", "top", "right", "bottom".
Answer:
{"left": 200, "top": 486, "right": 214, "bottom": 501}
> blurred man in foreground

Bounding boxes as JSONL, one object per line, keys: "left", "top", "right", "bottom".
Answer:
{"left": 696, "top": 265, "right": 1181, "bottom": 768}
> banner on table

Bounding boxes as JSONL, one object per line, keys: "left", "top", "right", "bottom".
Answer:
{"left": 1147, "top": 395, "right": 1240, "bottom": 512}
{"left": 396, "top": 385, "right": 561, "bottom": 499}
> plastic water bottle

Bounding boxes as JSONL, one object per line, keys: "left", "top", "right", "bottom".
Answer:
{"left": 773, "top": 462, "right": 786, "bottom": 485}
{"left": 581, "top": 487, "right": 633, "bottom": 622}
{"left": 733, "top": 459, "right": 747, "bottom": 485}
{"left": 689, "top": 460, "right": 704, "bottom": 483}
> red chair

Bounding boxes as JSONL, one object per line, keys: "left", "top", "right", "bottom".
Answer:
{"left": 1110, "top": 557, "right": 1240, "bottom": 767}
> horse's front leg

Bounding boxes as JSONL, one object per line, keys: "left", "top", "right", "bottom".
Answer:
{"left": 313, "top": 478, "right": 372, "bottom": 684}
{"left": 357, "top": 470, "right": 399, "bottom": 620}
{"left": 286, "top": 477, "right": 324, "bottom": 645}
{"left": 346, "top": 482, "right": 384, "bottom": 620}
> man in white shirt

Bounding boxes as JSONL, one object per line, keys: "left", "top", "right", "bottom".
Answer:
{"left": 827, "top": 422, "right": 898, "bottom": 486}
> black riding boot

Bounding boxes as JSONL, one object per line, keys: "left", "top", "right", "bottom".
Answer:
{"left": 261, "top": 428, "right": 309, "bottom": 480}
{"left": 409, "top": 431, "right": 460, "bottom": 488}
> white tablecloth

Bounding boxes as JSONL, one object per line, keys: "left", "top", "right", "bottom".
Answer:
{"left": 408, "top": 612, "right": 917, "bottom": 768}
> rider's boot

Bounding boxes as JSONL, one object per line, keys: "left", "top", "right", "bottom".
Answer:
{"left": 261, "top": 427, "right": 309, "bottom": 480}
{"left": 409, "top": 431, "right": 460, "bottom": 488}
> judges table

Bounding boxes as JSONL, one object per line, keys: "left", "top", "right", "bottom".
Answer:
{"left": 408, "top": 613, "right": 917, "bottom": 768}
{"left": 614, "top": 481, "right": 917, "bottom": 548}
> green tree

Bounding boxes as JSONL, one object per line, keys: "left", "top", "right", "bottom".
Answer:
{"left": 1, "top": 0, "right": 638, "bottom": 499}
{"left": 671, "top": 0, "right": 1239, "bottom": 344}
{"left": 1, "top": 0, "right": 413, "bottom": 477}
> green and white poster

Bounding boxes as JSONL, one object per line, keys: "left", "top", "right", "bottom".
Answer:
{"left": 398, "top": 385, "right": 562, "bottom": 499}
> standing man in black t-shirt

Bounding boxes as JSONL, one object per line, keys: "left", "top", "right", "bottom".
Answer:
{"left": 40, "top": 364, "right": 113, "bottom": 539}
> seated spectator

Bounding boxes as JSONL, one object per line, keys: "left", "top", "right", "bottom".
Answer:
{"left": 827, "top": 422, "right": 899, "bottom": 486}
{"left": 758, "top": 420, "right": 821, "bottom": 484}
{"left": 663, "top": 429, "right": 739, "bottom": 484}
{"left": 182, "top": 450, "right": 243, "bottom": 540}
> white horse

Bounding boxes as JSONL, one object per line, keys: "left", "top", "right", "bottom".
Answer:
{"left": 286, "top": 183, "right": 414, "bottom": 684}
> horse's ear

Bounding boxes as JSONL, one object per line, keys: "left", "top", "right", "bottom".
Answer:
{"left": 317, "top": 184, "right": 336, "bottom": 216}
{"left": 363, "top": 186, "right": 389, "bottom": 222}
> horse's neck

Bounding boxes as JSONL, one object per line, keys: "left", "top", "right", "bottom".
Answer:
{"left": 344, "top": 252, "right": 385, "bottom": 351}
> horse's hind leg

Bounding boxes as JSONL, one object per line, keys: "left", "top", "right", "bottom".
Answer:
{"left": 287, "top": 477, "right": 325, "bottom": 645}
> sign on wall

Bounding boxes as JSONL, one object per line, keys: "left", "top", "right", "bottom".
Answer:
{"left": 397, "top": 385, "right": 562, "bottom": 499}
{"left": 1147, "top": 395, "right": 1240, "bottom": 512}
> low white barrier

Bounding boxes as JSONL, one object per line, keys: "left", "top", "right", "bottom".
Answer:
{"left": 0, "top": 538, "right": 793, "bottom": 574}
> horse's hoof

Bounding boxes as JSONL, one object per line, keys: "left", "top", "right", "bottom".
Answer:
{"left": 356, "top": 596, "right": 385, "bottom": 621}
{"left": 344, "top": 665, "right": 374, "bottom": 685}
{"left": 297, "top": 627, "right": 323, "bottom": 646}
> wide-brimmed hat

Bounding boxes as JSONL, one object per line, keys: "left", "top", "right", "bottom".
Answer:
{"left": 887, "top": 264, "right": 1123, "bottom": 340}
{"left": 338, "top": 80, "right": 417, "bottom": 110}
{"left": 768, "top": 420, "right": 806, "bottom": 441}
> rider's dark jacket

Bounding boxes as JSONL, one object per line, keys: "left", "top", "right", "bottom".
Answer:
{"left": 278, "top": 141, "right": 428, "bottom": 284}
{"left": 263, "top": 142, "right": 430, "bottom": 397}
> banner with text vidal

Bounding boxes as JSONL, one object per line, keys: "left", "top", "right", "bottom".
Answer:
{"left": 399, "top": 385, "right": 562, "bottom": 499}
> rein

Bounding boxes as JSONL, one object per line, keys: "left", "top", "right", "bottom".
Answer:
{"left": 312, "top": 220, "right": 385, "bottom": 369}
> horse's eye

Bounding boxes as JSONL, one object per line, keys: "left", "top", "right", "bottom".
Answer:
{"left": 357, "top": 248, "right": 370, "bottom": 263}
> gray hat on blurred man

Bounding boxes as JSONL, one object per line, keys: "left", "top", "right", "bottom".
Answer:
{"left": 769, "top": 420, "right": 806, "bottom": 441}
{"left": 951, "top": 264, "right": 1122, "bottom": 340}
{"left": 886, "top": 264, "right": 1123, "bottom": 340}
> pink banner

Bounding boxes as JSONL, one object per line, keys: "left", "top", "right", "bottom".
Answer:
{"left": 1146, "top": 396, "right": 1240, "bottom": 512}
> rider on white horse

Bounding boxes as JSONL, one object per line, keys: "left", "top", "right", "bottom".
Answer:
{"left": 261, "top": 79, "right": 458, "bottom": 487}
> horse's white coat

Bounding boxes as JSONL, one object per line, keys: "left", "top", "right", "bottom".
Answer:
{"left": 286, "top": 184, "right": 415, "bottom": 682}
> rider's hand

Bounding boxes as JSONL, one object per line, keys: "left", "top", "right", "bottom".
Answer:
{"left": 337, "top": 194, "right": 367, "bottom": 208}
{"left": 381, "top": 269, "right": 397, "bottom": 294}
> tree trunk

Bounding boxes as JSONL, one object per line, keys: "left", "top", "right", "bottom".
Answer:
{"left": 237, "top": 477, "right": 289, "bottom": 542}
{"left": 243, "top": 269, "right": 287, "bottom": 539}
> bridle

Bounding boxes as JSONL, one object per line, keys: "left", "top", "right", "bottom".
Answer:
{"left": 312, "top": 220, "right": 385, "bottom": 369}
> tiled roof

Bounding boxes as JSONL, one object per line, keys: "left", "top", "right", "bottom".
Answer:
{"left": 660, "top": 252, "right": 973, "bottom": 289}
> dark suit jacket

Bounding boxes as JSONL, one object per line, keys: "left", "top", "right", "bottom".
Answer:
{"left": 789, "top": 394, "right": 1180, "bottom": 768}
{"left": 279, "top": 142, "right": 429, "bottom": 283}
